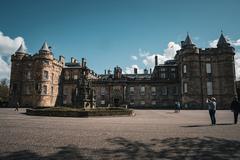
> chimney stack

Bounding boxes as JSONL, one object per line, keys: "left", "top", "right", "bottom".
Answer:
{"left": 155, "top": 55, "right": 158, "bottom": 66}
{"left": 144, "top": 68, "right": 148, "bottom": 74}
{"left": 71, "top": 57, "right": 75, "bottom": 63}
{"left": 81, "top": 58, "right": 86, "bottom": 68}
{"left": 134, "top": 68, "right": 138, "bottom": 74}
{"left": 104, "top": 70, "right": 107, "bottom": 75}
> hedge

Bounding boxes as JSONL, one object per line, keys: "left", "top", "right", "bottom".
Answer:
{"left": 26, "top": 107, "right": 133, "bottom": 117}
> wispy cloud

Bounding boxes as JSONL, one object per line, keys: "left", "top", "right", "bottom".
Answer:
{"left": 141, "top": 42, "right": 181, "bottom": 68}
{"left": 125, "top": 64, "right": 143, "bottom": 74}
{"left": 131, "top": 55, "right": 138, "bottom": 60}
{"left": 125, "top": 42, "right": 180, "bottom": 73}
{"left": 0, "top": 31, "right": 26, "bottom": 79}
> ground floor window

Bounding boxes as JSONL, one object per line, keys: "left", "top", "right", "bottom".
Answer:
{"left": 183, "top": 83, "right": 187, "bottom": 93}
{"left": 207, "top": 82, "right": 213, "bottom": 95}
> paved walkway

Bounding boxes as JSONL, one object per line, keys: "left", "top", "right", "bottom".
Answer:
{"left": 0, "top": 108, "right": 240, "bottom": 159}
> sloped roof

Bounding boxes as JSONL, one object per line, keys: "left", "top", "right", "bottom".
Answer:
{"left": 40, "top": 41, "right": 50, "bottom": 52}
{"left": 16, "top": 43, "right": 26, "bottom": 54}
{"left": 184, "top": 33, "right": 193, "bottom": 45}
{"left": 217, "top": 33, "right": 228, "bottom": 47}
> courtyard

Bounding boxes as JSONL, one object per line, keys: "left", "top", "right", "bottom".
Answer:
{"left": 0, "top": 108, "right": 240, "bottom": 160}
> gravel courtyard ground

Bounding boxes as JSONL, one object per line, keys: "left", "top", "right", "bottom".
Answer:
{"left": 0, "top": 108, "right": 240, "bottom": 160}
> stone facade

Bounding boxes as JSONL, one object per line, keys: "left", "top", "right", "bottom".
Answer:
{"left": 9, "top": 42, "right": 64, "bottom": 107}
{"left": 9, "top": 33, "right": 237, "bottom": 109}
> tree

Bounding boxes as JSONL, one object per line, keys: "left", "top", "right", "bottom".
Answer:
{"left": 0, "top": 78, "right": 9, "bottom": 102}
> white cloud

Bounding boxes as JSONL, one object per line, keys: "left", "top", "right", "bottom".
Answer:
{"left": 141, "top": 42, "right": 181, "bottom": 68}
{"left": 125, "top": 64, "right": 143, "bottom": 74}
{"left": 209, "top": 39, "right": 218, "bottom": 48}
{"left": 235, "top": 52, "right": 240, "bottom": 80}
{"left": 232, "top": 39, "right": 240, "bottom": 47}
{"left": 209, "top": 38, "right": 240, "bottom": 48}
{"left": 131, "top": 55, "right": 138, "bottom": 60}
{"left": 0, "top": 31, "right": 26, "bottom": 79}
{"left": 125, "top": 42, "right": 180, "bottom": 74}
{"left": 138, "top": 48, "right": 150, "bottom": 57}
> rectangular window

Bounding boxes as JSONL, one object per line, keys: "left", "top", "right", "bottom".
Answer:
{"left": 160, "top": 68, "right": 166, "bottom": 71}
{"left": 174, "top": 86, "right": 178, "bottom": 95}
{"left": 206, "top": 63, "right": 212, "bottom": 73}
{"left": 130, "top": 87, "right": 134, "bottom": 95}
{"left": 101, "top": 100, "right": 105, "bottom": 105}
{"left": 140, "top": 100, "right": 145, "bottom": 105}
{"left": 151, "top": 100, "right": 156, "bottom": 105}
{"left": 73, "top": 75, "right": 78, "bottom": 80}
{"left": 151, "top": 86, "right": 156, "bottom": 95}
{"left": 130, "top": 99, "right": 134, "bottom": 105}
{"left": 184, "top": 83, "right": 188, "bottom": 93}
{"left": 207, "top": 82, "right": 213, "bottom": 95}
{"left": 43, "top": 70, "right": 48, "bottom": 80}
{"left": 43, "top": 60, "right": 49, "bottom": 65}
{"left": 140, "top": 86, "right": 145, "bottom": 95}
{"left": 25, "top": 85, "right": 30, "bottom": 94}
{"left": 162, "top": 86, "right": 167, "bottom": 95}
{"left": 170, "top": 73, "right": 176, "bottom": 79}
{"left": 52, "top": 73, "right": 54, "bottom": 83}
{"left": 130, "top": 87, "right": 134, "bottom": 92}
{"left": 26, "top": 71, "right": 31, "bottom": 80}
{"left": 183, "top": 65, "right": 187, "bottom": 73}
{"left": 63, "top": 88, "right": 69, "bottom": 96}
{"left": 65, "top": 72, "right": 70, "bottom": 80}
{"left": 51, "top": 86, "right": 54, "bottom": 95}
{"left": 43, "top": 85, "right": 47, "bottom": 95}
{"left": 101, "top": 87, "right": 105, "bottom": 95}
{"left": 171, "top": 68, "right": 176, "bottom": 72}
{"left": 160, "top": 73, "right": 166, "bottom": 79}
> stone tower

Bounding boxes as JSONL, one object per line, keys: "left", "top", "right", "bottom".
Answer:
{"left": 175, "top": 33, "right": 201, "bottom": 107}
{"left": 175, "top": 33, "right": 236, "bottom": 108}
{"left": 9, "top": 42, "right": 64, "bottom": 107}
{"left": 9, "top": 44, "right": 27, "bottom": 106}
{"left": 33, "top": 42, "right": 63, "bottom": 107}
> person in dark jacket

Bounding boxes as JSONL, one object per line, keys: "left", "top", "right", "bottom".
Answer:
{"left": 14, "top": 102, "right": 20, "bottom": 111}
{"left": 230, "top": 97, "right": 240, "bottom": 124}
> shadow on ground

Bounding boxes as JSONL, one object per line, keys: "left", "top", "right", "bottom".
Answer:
{"left": 1, "top": 137, "right": 240, "bottom": 160}
{"left": 181, "top": 123, "right": 234, "bottom": 128}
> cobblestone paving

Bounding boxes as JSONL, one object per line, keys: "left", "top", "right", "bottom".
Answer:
{"left": 0, "top": 108, "right": 240, "bottom": 159}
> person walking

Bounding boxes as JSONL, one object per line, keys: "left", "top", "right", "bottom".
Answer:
{"left": 14, "top": 102, "right": 20, "bottom": 111}
{"left": 206, "top": 97, "right": 217, "bottom": 125}
{"left": 230, "top": 96, "right": 240, "bottom": 124}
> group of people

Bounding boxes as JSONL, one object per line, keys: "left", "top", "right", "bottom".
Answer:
{"left": 206, "top": 96, "right": 240, "bottom": 125}
{"left": 175, "top": 97, "right": 240, "bottom": 125}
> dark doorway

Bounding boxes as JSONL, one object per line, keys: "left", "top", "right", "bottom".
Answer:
{"left": 114, "top": 98, "right": 120, "bottom": 107}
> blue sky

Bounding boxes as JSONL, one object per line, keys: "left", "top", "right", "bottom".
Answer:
{"left": 0, "top": 0, "right": 240, "bottom": 76}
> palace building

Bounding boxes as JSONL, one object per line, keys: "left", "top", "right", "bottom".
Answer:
{"left": 9, "top": 33, "right": 236, "bottom": 109}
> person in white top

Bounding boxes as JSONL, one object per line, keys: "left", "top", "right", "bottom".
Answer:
{"left": 206, "top": 97, "right": 216, "bottom": 125}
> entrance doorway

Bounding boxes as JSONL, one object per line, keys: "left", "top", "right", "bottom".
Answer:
{"left": 114, "top": 98, "right": 120, "bottom": 107}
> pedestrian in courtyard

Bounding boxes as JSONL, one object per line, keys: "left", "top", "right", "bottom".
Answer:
{"left": 230, "top": 96, "right": 240, "bottom": 124}
{"left": 14, "top": 102, "right": 20, "bottom": 111}
{"left": 206, "top": 97, "right": 217, "bottom": 125}
{"left": 175, "top": 101, "right": 181, "bottom": 113}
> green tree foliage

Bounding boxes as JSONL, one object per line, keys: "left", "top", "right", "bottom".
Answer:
{"left": 0, "top": 78, "right": 9, "bottom": 102}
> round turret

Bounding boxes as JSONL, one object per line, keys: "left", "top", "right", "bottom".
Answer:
{"left": 38, "top": 41, "right": 53, "bottom": 60}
